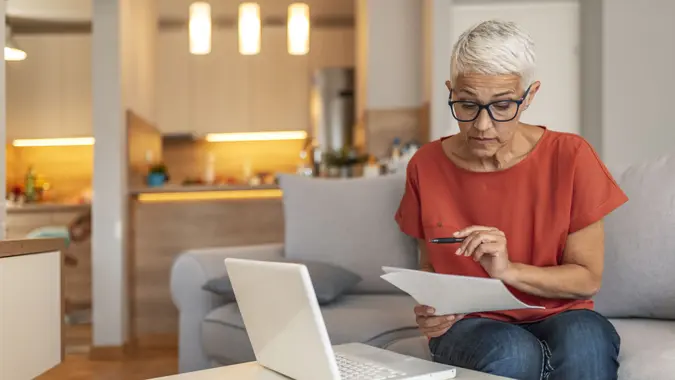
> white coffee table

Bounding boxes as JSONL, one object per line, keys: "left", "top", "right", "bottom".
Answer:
{"left": 153, "top": 362, "right": 512, "bottom": 380}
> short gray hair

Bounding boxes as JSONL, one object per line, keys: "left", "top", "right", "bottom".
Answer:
{"left": 451, "top": 20, "right": 536, "bottom": 89}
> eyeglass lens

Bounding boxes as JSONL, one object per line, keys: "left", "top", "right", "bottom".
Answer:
{"left": 451, "top": 101, "right": 519, "bottom": 122}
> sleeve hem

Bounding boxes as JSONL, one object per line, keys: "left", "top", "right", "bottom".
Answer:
{"left": 569, "top": 193, "right": 629, "bottom": 233}
{"left": 395, "top": 211, "right": 425, "bottom": 239}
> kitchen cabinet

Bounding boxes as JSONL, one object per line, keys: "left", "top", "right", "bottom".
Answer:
{"left": 250, "top": 27, "right": 310, "bottom": 133}
{"left": 6, "top": 34, "right": 92, "bottom": 140}
{"left": 156, "top": 29, "right": 191, "bottom": 135}
{"left": 189, "top": 29, "right": 251, "bottom": 134}
{"left": 310, "top": 28, "right": 355, "bottom": 70}
{"left": 155, "top": 26, "right": 354, "bottom": 135}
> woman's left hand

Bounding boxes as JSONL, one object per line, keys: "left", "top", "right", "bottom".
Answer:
{"left": 454, "top": 226, "right": 512, "bottom": 280}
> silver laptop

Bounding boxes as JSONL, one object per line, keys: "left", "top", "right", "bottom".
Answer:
{"left": 224, "top": 258, "right": 457, "bottom": 380}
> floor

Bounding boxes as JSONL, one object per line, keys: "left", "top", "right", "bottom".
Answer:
{"left": 39, "top": 349, "right": 178, "bottom": 380}
{"left": 38, "top": 324, "right": 179, "bottom": 380}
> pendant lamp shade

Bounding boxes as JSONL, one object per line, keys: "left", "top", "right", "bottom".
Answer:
{"left": 5, "top": 26, "right": 26, "bottom": 61}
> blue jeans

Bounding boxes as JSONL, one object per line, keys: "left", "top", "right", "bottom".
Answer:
{"left": 429, "top": 310, "right": 620, "bottom": 380}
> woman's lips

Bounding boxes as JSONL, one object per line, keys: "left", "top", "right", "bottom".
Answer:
{"left": 470, "top": 137, "right": 497, "bottom": 144}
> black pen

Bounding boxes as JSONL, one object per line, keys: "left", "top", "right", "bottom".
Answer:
{"left": 429, "top": 237, "right": 465, "bottom": 244}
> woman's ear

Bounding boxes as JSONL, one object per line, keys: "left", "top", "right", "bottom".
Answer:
{"left": 525, "top": 81, "right": 541, "bottom": 107}
{"left": 445, "top": 80, "right": 452, "bottom": 91}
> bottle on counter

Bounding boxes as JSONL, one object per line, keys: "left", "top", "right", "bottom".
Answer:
{"left": 296, "top": 149, "right": 313, "bottom": 177}
{"left": 391, "top": 137, "right": 402, "bottom": 161}
{"left": 204, "top": 153, "right": 215, "bottom": 185}
{"left": 363, "top": 155, "right": 381, "bottom": 178}
{"left": 387, "top": 137, "right": 403, "bottom": 174}
{"left": 24, "top": 166, "right": 36, "bottom": 202}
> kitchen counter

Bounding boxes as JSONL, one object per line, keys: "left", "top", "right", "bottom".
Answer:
{"left": 130, "top": 184, "right": 281, "bottom": 203}
{"left": 127, "top": 185, "right": 284, "bottom": 347}
{"left": 129, "top": 183, "right": 278, "bottom": 194}
{"left": 7, "top": 203, "right": 90, "bottom": 214}
{"left": 4, "top": 203, "right": 92, "bottom": 312}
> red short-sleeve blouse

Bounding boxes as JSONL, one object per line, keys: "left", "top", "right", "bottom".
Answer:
{"left": 395, "top": 127, "right": 628, "bottom": 323}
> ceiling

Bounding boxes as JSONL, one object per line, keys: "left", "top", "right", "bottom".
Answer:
{"left": 6, "top": 0, "right": 354, "bottom": 23}
{"left": 7, "top": 0, "right": 90, "bottom": 22}
{"left": 161, "top": 0, "right": 353, "bottom": 19}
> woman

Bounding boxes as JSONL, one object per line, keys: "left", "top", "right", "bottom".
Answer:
{"left": 395, "top": 20, "right": 627, "bottom": 380}
{"left": 68, "top": 209, "right": 92, "bottom": 243}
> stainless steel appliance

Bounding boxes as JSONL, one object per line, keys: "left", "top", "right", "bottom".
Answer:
{"left": 309, "top": 68, "right": 355, "bottom": 176}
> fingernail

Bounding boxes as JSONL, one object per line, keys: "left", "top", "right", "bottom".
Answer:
{"left": 453, "top": 231, "right": 459, "bottom": 236}
{"left": 446, "top": 315, "right": 455, "bottom": 321}
{"left": 428, "top": 308, "right": 435, "bottom": 313}
{"left": 455, "top": 248, "right": 461, "bottom": 255}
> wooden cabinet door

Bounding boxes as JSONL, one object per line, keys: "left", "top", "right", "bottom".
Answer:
{"left": 6, "top": 35, "right": 63, "bottom": 140}
{"left": 310, "top": 28, "right": 355, "bottom": 70}
{"left": 189, "top": 29, "right": 251, "bottom": 135}
{"left": 250, "top": 27, "right": 310, "bottom": 132}
{"left": 60, "top": 34, "right": 92, "bottom": 138}
{"left": 156, "top": 30, "right": 191, "bottom": 134}
{"left": 217, "top": 29, "right": 252, "bottom": 134}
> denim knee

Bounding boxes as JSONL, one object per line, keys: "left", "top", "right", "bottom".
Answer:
{"left": 430, "top": 318, "right": 544, "bottom": 380}
{"left": 527, "top": 310, "right": 620, "bottom": 380}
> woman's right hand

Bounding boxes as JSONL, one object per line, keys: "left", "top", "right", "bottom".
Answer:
{"left": 414, "top": 305, "right": 464, "bottom": 338}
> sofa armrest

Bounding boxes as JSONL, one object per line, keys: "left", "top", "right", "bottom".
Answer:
{"left": 170, "top": 243, "right": 285, "bottom": 312}
{"left": 170, "top": 243, "right": 284, "bottom": 373}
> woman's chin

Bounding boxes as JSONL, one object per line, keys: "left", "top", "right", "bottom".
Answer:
{"left": 468, "top": 140, "right": 499, "bottom": 157}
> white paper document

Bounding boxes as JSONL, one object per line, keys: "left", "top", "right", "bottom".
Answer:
{"left": 381, "top": 266, "right": 543, "bottom": 315}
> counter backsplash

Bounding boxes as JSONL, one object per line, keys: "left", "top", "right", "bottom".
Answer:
{"left": 6, "top": 144, "right": 93, "bottom": 203}
{"left": 161, "top": 139, "right": 305, "bottom": 185}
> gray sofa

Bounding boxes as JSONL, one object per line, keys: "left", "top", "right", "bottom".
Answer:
{"left": 171, "top": 158, "right": 675, "bottom": 379}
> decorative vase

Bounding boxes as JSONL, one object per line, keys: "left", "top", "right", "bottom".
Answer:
{"left": 146, "top": 172, "right": 166, "bottom": 187}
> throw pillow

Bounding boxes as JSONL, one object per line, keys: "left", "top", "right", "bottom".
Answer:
{"left": 278, "top": 174, "right": 418, "bottom": 294}
{"left": 202, "top": 259, "right": 362, "bottom": 305}
{"left": 593, "top": 153, "right": 675, "bottom": 319}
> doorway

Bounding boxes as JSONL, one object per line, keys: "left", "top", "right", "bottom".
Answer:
{"left": 449, "top": 0, "right": 581, "bottom": 135}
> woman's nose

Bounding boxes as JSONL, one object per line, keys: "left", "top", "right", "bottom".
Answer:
{"left": 473, "top": 108, "right": 493, "bottom": 131}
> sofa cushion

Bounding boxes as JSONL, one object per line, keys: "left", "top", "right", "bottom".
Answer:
{"left": 203, "top": 259, "right": 362, "bottom": 305}
{"left": 385, "top": 319, "right": 675, "bottom": 380}
{"left": 279, "top": 174, "right": 418, "bottom": 294}
{"left": 610, "top": 319, "right": 675, "bottom": 380}
{"left": 201, "top": 294, "right": 421, "bottom": 363}
{"left": 594, "top": 154, "right": 675, "bottom": 319}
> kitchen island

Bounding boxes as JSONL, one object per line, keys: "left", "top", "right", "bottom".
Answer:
{"left": 128, "top": 184, "right": 285, "bottom": 348}
{"left": 6, "top": 203, "right": 92, "bottom": 311}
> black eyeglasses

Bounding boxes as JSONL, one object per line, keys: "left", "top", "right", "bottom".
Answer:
{"left": 448, "top": 85, "right": 532, "bottom": 122}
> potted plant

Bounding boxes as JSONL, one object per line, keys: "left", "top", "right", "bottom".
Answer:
{"left": 324, "top": 147, "right": 368, "bottom": 178}
{"left": 147, "top": 163, "right": 169, "bottom": 187}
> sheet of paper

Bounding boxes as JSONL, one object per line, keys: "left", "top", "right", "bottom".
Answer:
{"left": 381, "top": 267, "right": 543, "bottom": 315}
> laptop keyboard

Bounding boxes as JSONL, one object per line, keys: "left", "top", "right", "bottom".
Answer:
{"left": 335, "top": 353, "right": 406, "bottom": 380}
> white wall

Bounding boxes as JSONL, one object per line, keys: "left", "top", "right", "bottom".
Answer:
{"left": 92, "top": 0, "right": 158, "bottom": 347}
{"left": 0, "top": 1, "right": 6, "bottom": 239}
{"left": 447, "top": 1, "right": 580, "bottom": 136}
{"left": 122, "top": 0, "right": 157, "bottom": 124}
{"left": 357, "top": 0, "right": 424, "bottom": 111}
{"left": 601, "top": 0, "right": 675, "bottom": 169}
{"left": 424, "top": 0, "right": 452, "bottom": 142}
{"left": 92, "top": 0, "right": 127, "bottom": 347}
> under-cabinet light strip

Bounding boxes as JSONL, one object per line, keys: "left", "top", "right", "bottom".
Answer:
{"left": 12, "top": 137, "right": 95, "bottom": 147}
{"left": 137, "top": 189, "right": 282, "bottom": 202}
{"left": 205, "top": 130, "right": 307, "bottom": 142}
